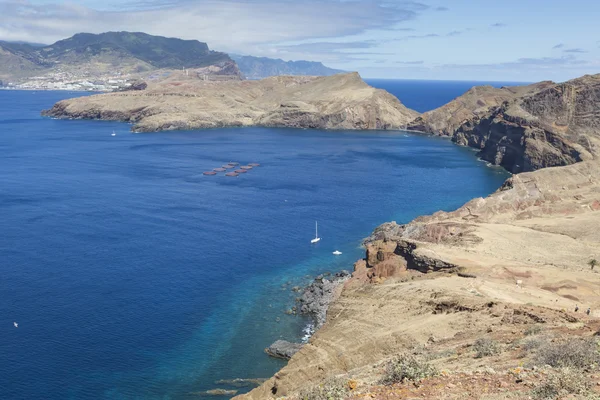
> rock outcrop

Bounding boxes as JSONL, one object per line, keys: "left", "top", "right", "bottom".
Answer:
{"left": 408, "top": 82, "right": 551, "bottom": 137}
{"left": 42, "top": 72, "right": 419, "bottom": 132}
{"left": 409, "top": 75, "right": 600, "bottom": 173}
{"left": 298, "top": 271, "right": 351, "bottom": 329}
{"left": 264, "top": 340, "right": 304, "bottom": 360}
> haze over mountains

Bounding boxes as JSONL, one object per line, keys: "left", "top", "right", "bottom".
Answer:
{"left": 0, "top": 31, "right": 343, "bottom": 89}
{"left": 231, "top": 55, "right": 344, "bottom": 79}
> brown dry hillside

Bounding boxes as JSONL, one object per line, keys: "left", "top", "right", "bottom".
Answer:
{"left": 42, "top": 72, "right": 419, "bottom": 132}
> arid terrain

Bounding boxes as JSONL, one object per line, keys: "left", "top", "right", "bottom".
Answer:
{"left": 233, "top": 75, "right": 600, "bottom": 399}
{"left": 42, "top": 72, "right": 419, "bottom": 132}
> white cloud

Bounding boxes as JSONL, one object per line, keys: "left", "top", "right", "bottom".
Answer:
{"left": 0, "top": 0, "right": 428, "bottom": 56}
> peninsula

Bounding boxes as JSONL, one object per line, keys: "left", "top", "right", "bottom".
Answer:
{"left": 42, "top": 72, "right": 419, "bottom": 132}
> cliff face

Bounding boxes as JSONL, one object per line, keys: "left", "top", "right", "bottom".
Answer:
{"left": 42, "top": 72, "right": 420, "bottom": 132}
{"left": 408, "top": 76, "right": 599, "bottom": 173}
{"left": 407, "top": 82, "right": 552, "bottom": 136}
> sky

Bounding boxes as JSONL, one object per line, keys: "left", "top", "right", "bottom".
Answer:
{"left": 1, "top": 0, "right": 599, "bottom": 82}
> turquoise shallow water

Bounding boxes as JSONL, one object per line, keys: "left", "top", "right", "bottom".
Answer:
{"left": 0, "top": 85, "right": 509, "bottom": 399}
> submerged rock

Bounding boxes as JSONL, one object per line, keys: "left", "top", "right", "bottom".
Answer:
{"left": 265, "top": 340, "right": 303, "bottom": 360}
{"left": 214, "top": 378, "right": 266, "bottom": 388}
{"left": 193, "top": 388, "right": 238, "bottom": 396}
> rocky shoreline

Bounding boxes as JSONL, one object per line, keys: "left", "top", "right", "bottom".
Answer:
{"left": 264, "top": 271, "right": 351, "bottom": 360}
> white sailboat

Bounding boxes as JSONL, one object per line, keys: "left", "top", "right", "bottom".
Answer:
{"left": 333, "top": 250, "right": 342, "bottom": 255}
{"left": 111, "top": 131, "right": 116, "bottom": 137}
{"left": 310, "top": 221, "right": 321, "bottom": 244}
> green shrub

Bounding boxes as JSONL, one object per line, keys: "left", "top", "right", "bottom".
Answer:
{"left": 473, "top": 338, "right": 501, "bottom": 358}
{"left": 380, "top": 355, "right": 438, "bottom": 385}
{"left": 298, "top": 377, "right": 349, "bottom": 400}
{"left": 531, "top": 368, "right": 591, "bottom": 399}
{"left": 534, "top": 337, "right": 600, "bottom": 369}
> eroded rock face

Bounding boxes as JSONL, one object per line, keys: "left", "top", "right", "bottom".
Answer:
{"left": 298, "top": 271, "right": 350, "bottom": 329}
{"left": 407, "top": 82, "right": 552, "bottom": 136}
{"left": 265, "top": 340, "right": 303, "bottom": 360}
{"left": 42, "top": 72, "right": 419, "bottom": 133}
{"left": 408, "top": 75, "right": 600, "bottom": 174}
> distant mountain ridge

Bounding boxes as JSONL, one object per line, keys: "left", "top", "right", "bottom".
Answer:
{"left": 0, "top": 31, "right": 349, "bottom": 89}
{"left": 231, "top": 54, "right": 344, "bottom": 79}
{"left": 0, "top": 31, "right": 235, "bottom": 83}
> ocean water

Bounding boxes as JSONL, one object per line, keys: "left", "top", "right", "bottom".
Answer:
{"left": 366, "top": 79, "right": 529, "bottom": 113}
{"left": 0, "top": 85, "right": 509, "bottom": 400}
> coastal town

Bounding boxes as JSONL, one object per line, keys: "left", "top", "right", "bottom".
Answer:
{"left": 0, "top": 70, "right": 136, "bottom": 91}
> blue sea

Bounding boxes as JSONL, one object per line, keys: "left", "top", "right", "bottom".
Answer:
{"left": 0, "top": 81, "right": 510, "bottom": 399}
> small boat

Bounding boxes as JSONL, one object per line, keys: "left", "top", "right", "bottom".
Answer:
{"left": 203, "top": 171, "right": 217, "bottom": 176}
{"left": 234, "top": 169, "right": 247, "bottom": 174}
{"left": 333, "top": 250, "right": 342, "bottom": 255}
{"left": 225, "top": 172, "right": 239, "bottom": 177}
{"left": 213, "top": 168, "right": 227, "bottom": 172}
{"left": 13, "top": 322, "right": 18, "bottom": 328}
{"left": 111, "top": 131, "right": 116, "bottom": 137}
{"left": 310, "top": 221, "right": 321, "bottom": 244}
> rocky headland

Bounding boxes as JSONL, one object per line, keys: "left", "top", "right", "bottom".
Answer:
{"left": 409, "top": 75, "right": 599, "bottom": 173}
{"left": 235, "top": 73, "right": 600, "bottom": 399}
{"left": 42, "top": 72, "right": 419, "bottom": 132}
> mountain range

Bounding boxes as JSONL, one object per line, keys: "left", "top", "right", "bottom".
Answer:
{"left": 231, "top": 55, "right": 344, "bottom": 79}
{"left": 0, "top": 32, "right": 344, "bottom": 86}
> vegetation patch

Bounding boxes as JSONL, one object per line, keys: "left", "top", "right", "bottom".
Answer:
{"left": 533, "top": 337, "right": 600, "bottom": 369}
{"left": 473, "top": 338, "right": 502, "bottom": 358}
{"left": 525, "top": 324, "right": 544, "bottom": 336}
{"left": 531, "top": 368, "right": 592, "bottom": 399}
{"left": 380, "top": 355, "right": 438, "bottom": 385}
{"left": 297, "top": 377, "right": 351, "bottom": 400}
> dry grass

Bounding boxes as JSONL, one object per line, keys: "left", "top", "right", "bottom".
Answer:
{"left": 473, "top": 338, "right": 502, "bottom": 358}
{"left": 296, "top": 377, "right": 350, "bottom": 400}
{"left": 380, "top": 355, "right": 438, "bottom": 385}
{"left": 531, "top": 368, "right": 593, "bottom": 399}
{"left": 533, "top": 337, "right": 600, "bottom": 369}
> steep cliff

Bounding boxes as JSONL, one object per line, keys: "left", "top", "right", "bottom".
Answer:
{"left": 408, "top": 75, "right": 599, "bottom": 173}
{"left": 42, "top": 72, "right": 420, "bottom": 132}
{"left": 453, "top": 75, "right": 599, "bottom": 172}
{"left": 407, "top": 82, "right": 552, "bottom": 136}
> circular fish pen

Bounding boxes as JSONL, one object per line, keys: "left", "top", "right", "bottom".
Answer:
{"left": 248, "top": 163, "right": 260, "bottom": 167}
{"left": 225, "top": 172, "right": 239, "bottom": 177}
{"left": 240, "top": 166, "right": 253, "bottom": 170}
{"left": 234, "top": 169, "right": 247, "bottom": 174}
{"left": 223, "top": 165, "right": 235, "bottom": 169}
{"left": 228, "top": 162, "right": 240, "bottom": 166}
{"left": 203, "top": 171, "right": 217, "bottom": 176}
{"left": 213, "top": 168, "right": 227, "bottom": 172}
